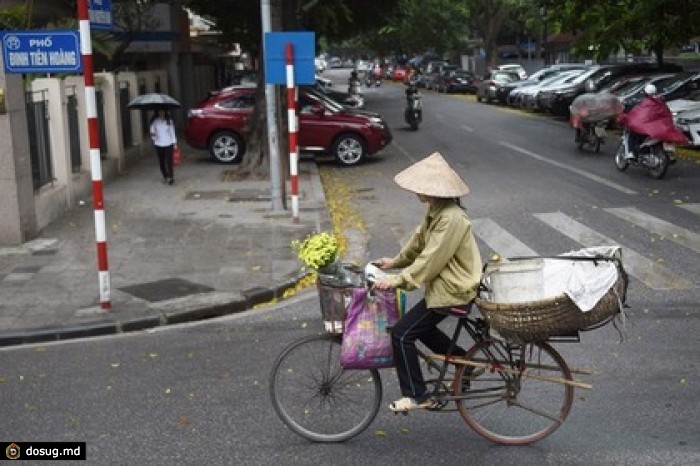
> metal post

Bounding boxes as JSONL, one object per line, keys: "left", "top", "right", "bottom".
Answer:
{"left": 285, "top": 43, "right": 299, "bottom": 223}
{"left": 261, "top": 0, "right": 285, "bottom": 213}
{"left": 78, "top": 0, "right": 111, "bottom": 309}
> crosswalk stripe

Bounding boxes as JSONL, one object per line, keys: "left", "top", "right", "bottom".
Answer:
{"left": 678, "top": 203, "right": 700, "bottom": 215}
{"left": 535, "top": 212, "right": 694, "bottom": 290}
{"left": 472, "top": 218, "right": 537, "bottom": 258}
{"left": 605, "top": 207, "right": 700, "bottom": 254}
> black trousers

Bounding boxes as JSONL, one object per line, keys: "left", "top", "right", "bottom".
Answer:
{"left": 391, "top": 298, "right": 469, "bottom": 401}
{"left": 155, "top": 144, "right": 174, "bottom": 180}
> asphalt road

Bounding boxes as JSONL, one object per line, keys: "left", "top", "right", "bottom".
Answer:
{"left": 1, "top": 70, "right": 698, "bottom": 465}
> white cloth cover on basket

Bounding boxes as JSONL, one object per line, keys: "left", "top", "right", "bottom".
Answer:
{"left": 543, "top": 246, "right": 621, "bottom": 313}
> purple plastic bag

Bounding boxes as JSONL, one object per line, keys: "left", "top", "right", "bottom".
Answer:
{"left": 340, "top": 287, "right": 399, "bottom": 369}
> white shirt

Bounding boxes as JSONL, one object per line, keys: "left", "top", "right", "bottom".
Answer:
{"left": 150, "top": 118, "right": 177, "bottom": 147}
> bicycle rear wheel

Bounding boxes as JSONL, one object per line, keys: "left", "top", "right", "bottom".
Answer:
{"left": 453, "top": 340, "right": 574, "bottom": 445}
{"left": 269, "top": 334, "right": 382, "bottom": 442}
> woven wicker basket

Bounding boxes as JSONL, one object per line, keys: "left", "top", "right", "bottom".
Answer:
{"left": 476, "top": 272, "right": 627, "bottom": 343}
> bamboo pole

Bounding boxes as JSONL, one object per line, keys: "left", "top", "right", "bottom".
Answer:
{"left": 430, "top": 354, "right": 593, "bottom": 390}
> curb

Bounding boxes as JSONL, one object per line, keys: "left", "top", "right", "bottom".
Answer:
{"left": 0, "top": 274, "right": 306, "bottom": 348}
{"left": 0, "top": 162, "right": 343, "bottom": 348}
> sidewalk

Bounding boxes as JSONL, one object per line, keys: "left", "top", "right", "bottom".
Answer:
{"left": 0, "top": 147, "right": 355, "bottom": 347}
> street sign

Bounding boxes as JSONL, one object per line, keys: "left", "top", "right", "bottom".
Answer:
{"left": 0, "top": 30, "right": 82, "bottom": 74}
{"left": 264, "top": 32, "right": 315, "bottom": 85}
{"left": 88, "top": 0, "right": 113, "bottom": 31}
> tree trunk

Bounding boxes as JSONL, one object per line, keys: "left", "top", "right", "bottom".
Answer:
{"left": 237, "top": 0, "right": 289, "bottom": 179}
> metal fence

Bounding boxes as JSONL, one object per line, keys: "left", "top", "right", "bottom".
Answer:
{"left": 25, "top": 90, "right": 53, "bottom": 190}
{"left": 66, "top": 86, "right": 82, "bottom": 173}
{"left": 119, "top": 81, "right": 132, "bottom": 148}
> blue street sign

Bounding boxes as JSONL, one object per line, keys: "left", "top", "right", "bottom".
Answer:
{"left": 1, "top": 30, "right": 82, "bottom": 74}
{"left": 264, "top": 32, "right": 316, "bottom": 85}
{"left": 88, "top": 0, "right": 113, "bottom": 31}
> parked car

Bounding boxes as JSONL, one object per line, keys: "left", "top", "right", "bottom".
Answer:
{"left": 518, "top": 69, "right": 585, "bottom": 110}
{"left": 475, "top": 70, "right": 521, "bottom": 103}
{"left": 434, "top": 69, "right": 476, "bottom": 93}
{"left": 498, "top": 64, "right": 588, "bottom": 105}
{"left": 539, "top": 63, "right": 684, "bottom": 116}
{"left": 498, "top": 63, "right": 528, "bottom": 80}
{"left": 185, "top": 86, "right": 392, "bottom": 166}
{"left": 623, "top": 71, "right": 700, "bottom": 111}
{"left": 667, "top": 88, "right": 700, "bottom": 115}
{"left": 675, "top": 107, "right": 700, "bottom": 146}
{"left": 612, "top": 74, "right": 677, "bottom": 111}
{"left": 425, "top": 63, "right": 456, "bottom": 90}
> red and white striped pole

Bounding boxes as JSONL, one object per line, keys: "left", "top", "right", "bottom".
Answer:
{"left": 78, "top": 0, "right": 111, "bottom": 309}
{"left": 285, "top": 43, "right": 299, "bottom": 223}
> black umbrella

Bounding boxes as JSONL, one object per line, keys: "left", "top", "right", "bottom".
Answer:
{"left": 127, "top": 93, "right": 181, "bottom": 110}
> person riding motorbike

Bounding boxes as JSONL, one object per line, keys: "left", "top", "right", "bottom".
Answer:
{"left": 619, "top": 83, "right": 681, "bottom": 160}
{"left": 348, "top": 70, "right": 361, "bottom": 95}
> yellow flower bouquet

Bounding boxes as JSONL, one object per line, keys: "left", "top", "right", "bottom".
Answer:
{"left": 292, "top": 231, "right": 340, "bottom": 273}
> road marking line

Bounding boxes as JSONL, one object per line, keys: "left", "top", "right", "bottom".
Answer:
{"left": 472, "top": 218, "right": 537, "bottom": 258}
{"left": 461, "top": 125, "right": 474, "bottom": 132}
{"left": 605, "top": 207, "right": 700, "bottom": 254}
{"left": 392, "top": 141, "right": 417, "bottom": 162}
{"left": 678, "top": 203, "right": 700, "bottom": 215}
{"left": 535, "top": 212, "right": 694, "bottom": 290}
{"left": 499, "top": 141, "right": 638, "bottom": 195}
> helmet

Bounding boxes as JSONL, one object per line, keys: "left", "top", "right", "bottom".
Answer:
{"left": 644, "top": 83, "right": 657, "bottom": 96}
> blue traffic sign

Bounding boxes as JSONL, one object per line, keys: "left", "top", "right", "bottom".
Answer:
{"left": 1, "top": 30, "right": 82, "bottom": 74}
{"left": 89, "top": 0, "right": 113, "bottom": 31}
{"left": 264, "top": 32, "right": 316, "bottom": 85}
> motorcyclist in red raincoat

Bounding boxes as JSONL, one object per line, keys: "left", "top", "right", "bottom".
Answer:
{"left": 618, "top": 84, "right": 688, "bottom": 159}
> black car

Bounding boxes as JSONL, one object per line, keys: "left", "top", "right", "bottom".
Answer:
{"left": 621, "top": 71, "right": 700, "bottom": 111}
{"left": 541, "top": 62, "right": 683, "bottom": 116}
{"left": 434, "top": 69, "right": 476, "bottom": 93}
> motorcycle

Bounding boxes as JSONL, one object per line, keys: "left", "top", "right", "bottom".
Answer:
{"left": 575, "top": 119, "right": 609, "bottom": 153}
{"left": 614, "top": 128, "right": 676, "bottom": 179}
{"left": 347, "top": 73, "right": 365, "bottom": 108}
{"left": 405, "top": 86, "right": 422, "bottom": 131}
{"left": 365, "top": 73, "right": 382, "bottom": 87}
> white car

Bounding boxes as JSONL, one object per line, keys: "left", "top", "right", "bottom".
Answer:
{"left": 675, "top": 107, "right": 700, "bottom": 146}
{"left": 667, "top": 90, "right": 700, "bottom": 115}
{"left": 498, "top": 63, "right": 528, "bottom": 80}
{"left": 316, "top": 75, "right": 333, "bottom": 91}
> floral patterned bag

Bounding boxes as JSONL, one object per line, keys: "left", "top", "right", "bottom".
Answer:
{"left": 340, "top": 287, "right": 399, "bottom": 369}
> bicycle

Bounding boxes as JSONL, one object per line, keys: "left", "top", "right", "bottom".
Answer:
{"left": 269, "top": 275, "right": 593, "bottom": 446}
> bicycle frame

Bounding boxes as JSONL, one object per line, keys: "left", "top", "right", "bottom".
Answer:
{"left": 417, "top": 311, "right": 590, "bottom": 409}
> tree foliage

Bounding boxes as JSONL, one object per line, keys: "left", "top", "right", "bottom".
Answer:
{"left": 549, "top": 0, "right": 700, "bottom": 64}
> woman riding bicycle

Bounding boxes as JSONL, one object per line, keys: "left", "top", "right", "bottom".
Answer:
{"left": 373, "top": 152, "right": 483, "bottom": 412}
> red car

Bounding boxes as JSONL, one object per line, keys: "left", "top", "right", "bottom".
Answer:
{"left": 392, "top": 66, "right": 408, "bottom": 82}
{"left": 185, "top": 85, "right": 392, "bottom": 166}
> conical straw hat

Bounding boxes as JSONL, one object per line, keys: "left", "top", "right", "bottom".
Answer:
{"left": 394, "top": 152, "right": 470, "bottom": 197}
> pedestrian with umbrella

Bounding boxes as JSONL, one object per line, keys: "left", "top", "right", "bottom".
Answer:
{"left": 127, "top": 93, "right": 181, "bottom": 185}
{"left": 149, "top": 108, "right": 178, "bottom": 185}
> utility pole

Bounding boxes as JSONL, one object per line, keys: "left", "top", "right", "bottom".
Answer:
{"left": 261, "top": 0, "right": 285, "bottom": 213}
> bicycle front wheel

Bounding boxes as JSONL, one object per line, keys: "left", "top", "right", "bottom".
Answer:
{"left": 269, "top": 334, "right": 382, "bottom": 442}
{"left": 453, "top": 340, "right": 574, "bottom": 445}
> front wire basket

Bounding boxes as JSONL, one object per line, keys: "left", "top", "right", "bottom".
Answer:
{"left": 316, "top": 264, "right": 364, "bottom": 334}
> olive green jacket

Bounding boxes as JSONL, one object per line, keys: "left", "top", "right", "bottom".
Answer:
{"left": 389, "top": 199, "right": 482, "bottom": 308}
